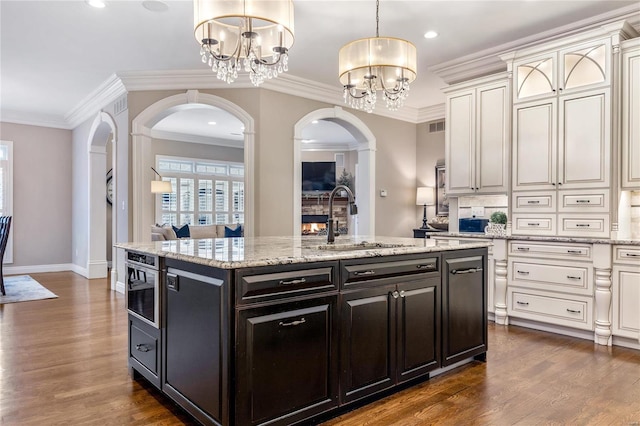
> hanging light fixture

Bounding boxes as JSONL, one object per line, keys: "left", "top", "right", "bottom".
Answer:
{"left": 194, "top": 0, "right": 295, "bottom": 86}
{"left": 338, "top": 0, "right": 417, "bottom": 113}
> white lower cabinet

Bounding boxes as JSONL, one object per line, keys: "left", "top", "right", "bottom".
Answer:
{"left": 507, "top": 240, "right": 595, "bottom": 331}
{"left": 612, "top": 246, "right": 640, "bottom": 340}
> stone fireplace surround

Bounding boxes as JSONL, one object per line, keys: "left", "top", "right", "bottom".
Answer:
{"left": 301, "top": 194, "right": 349, "bottom": 235}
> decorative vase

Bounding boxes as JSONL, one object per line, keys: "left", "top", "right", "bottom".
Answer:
{"left": 484, "top": 222, "right": 506, "bottom": 236}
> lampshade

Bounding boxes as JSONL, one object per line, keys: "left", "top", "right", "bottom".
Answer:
{"left": 151, "top": 180, "right": 173, "bottom": 194}
{"left": 416, "top": 187, "right": 435, "bottom": 206}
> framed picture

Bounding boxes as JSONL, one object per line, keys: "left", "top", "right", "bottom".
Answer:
{"left": 435, "top": 165, "right": 448, "bottom": 216}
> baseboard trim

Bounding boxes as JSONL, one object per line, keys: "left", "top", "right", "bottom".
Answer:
{"left": 508, "top": 317, "right": 595, "bottom": 343}
{"left": 87, "top": 260, "right": 108, "bottom": 279}
{"left": 5, "top": 263, "right": 78, "bottom": 275}
{"left": 115, "top": 280, "right": 125, "bottom": 294}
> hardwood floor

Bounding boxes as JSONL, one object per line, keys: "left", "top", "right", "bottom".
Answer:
{"left": 1, "top": 272, "right": 639, "bottom": 425}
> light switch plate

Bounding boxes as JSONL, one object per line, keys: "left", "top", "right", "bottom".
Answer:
{"left": 471, "top": 206, "right": 485, "bottom": 217}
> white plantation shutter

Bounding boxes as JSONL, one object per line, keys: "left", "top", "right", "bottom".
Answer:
{"left": 0, "top": 141, "right": 13, "bottom": 263}
{"left": 155, "top": 156, "right": 244, "bottom": 228}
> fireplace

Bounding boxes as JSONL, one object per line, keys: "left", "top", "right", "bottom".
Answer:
{"left": 301, "top": 215, "right": 328, "bottom": 235}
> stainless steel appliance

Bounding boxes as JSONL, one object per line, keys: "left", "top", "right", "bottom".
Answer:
{"left": 126, "top": 251, "right": 161, "bottom": 328}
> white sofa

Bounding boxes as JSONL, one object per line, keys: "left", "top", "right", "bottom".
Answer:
{"left": 151, "top": 223, "right": 243, "bottom": 241}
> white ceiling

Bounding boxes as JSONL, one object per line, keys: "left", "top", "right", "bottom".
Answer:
{"left": 1, "top": 0, "right": 639, "bottom": 139}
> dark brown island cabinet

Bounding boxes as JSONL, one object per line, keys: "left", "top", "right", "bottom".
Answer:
{"left": 127, "top": 247, "right": 488, "bottom": 426}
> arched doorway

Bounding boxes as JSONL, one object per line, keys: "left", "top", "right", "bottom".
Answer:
{"left": 293, "top": 106, "right": 376, "bottom": 237}
{"left": 87, "top": 111, "right": 117, "bottom": 284}
{"left": 131, "top": 90, "right": 255, "bottom": 242}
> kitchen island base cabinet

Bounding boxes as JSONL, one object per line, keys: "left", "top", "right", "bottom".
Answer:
{"left": 442, "top": 250, "right": 488, "bottom": 366}
{"left": 236, "top": 296, "right": 339, "bottom": 426}
{"left": 163, "top": 262, "right": 231, "bottom": 426}
{"left": 128, "top": 315, "right": 161, "bottom": 389}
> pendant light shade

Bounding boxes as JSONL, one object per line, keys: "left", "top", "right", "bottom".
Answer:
{"left": 194, "top": 0, "right": 295, "bottom": 86}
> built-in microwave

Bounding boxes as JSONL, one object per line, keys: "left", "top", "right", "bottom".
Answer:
{"left": 125, "top": 251, "right": 160, "bottom": 328}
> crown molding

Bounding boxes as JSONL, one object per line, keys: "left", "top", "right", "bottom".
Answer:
{"left": 416, "top": 103, "right": 445, "bottom": 123}
{"left": 65, "top": 74, "right": 127, "bottom": 129}
{"left": 151, "top": 128, "right": 244, "bottom": 148}
{"left": 0, "top": 110, "right": 70, "bottom": 130}
{"left": 430, "top": 5, "right": 640, "bottom": 85}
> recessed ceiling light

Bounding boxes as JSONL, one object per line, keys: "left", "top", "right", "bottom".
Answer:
{"left": 312, "top": 120, "right": 319, "bottom": 124}
{"left": 302, "top": 139, "right": 314, "bottom": 143}
{"left": 208, "top": 121, "right": 217, "bottom": 125}
{"left": 142, "top": 0, "right": 169, "bottom": 12}
{"left": 86, "top": 0, "right": 106, "bottom": 8}
{"left": 424, "top": 31, "right": 439, "bottom": 39}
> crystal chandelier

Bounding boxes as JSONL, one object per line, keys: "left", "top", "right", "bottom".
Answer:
{"left": 338, "top": 0, "right": 417, "bottom": 113}
{"left": 194, "top": 0, "right": 295, "bottom": 86}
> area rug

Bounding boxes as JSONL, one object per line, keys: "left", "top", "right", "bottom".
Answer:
{"left": 0, "top": 275, "right": 58, "bottom": 304}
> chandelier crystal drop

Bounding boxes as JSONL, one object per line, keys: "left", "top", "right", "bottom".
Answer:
{"left": 338, "top": 0, "right": 417, "bottom": 112}
{"left": 194, "top": 0, "right": 294, "bottom": 86}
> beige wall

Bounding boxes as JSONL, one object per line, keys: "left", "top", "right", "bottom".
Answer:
{"left": 415, "top": 120, "right": 446, "bottom": 227}
{"left": 151, "top": 138, "right": 244, "bottom": 164}
{"left": 0, "top": 122, "right": 73, "bottom": 267}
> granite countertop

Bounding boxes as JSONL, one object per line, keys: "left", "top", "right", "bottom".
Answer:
{"left": 116, "top": 235, "right": 492, "bottom": 269}
{"left": 424, "top": 231, "right": 640, "bottom": 246}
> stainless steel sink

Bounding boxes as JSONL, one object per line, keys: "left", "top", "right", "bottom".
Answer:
{"left": 313, "top": 242, "right": 409, "bottom": 251}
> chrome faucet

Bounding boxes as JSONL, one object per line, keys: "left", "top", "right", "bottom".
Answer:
{"left": 327, "top": 185, "right": 358, "bottom": 243}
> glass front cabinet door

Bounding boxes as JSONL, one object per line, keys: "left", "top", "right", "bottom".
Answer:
{"left": 514, "top": 38, "right": 610, "bottom": 102}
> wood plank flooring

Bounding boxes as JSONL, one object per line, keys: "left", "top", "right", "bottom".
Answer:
{"left": 1, "top": 272, "right": 639, "bottom": 425}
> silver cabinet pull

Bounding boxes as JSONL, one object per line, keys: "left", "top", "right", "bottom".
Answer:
{"left": 567, "top": 275, "right": 581, "bottom": 280}
{"left": 399, "top": 290, "right": 406, "bottom": 298}
{"left": 575, "top": 200, "right": 591, "bottom": 203}
{"left": 527, "top": 223, "right": 540, "bottom": 226}
{"left": 279, "top": 318, "right": 306, "bottom": 327}
{"left": 566, "top": 309, "right": 581, "bottom": 314}
{"left": 567, "top": 250, "right": 583, "bottom": 254}
{"left": 624, "top": 253, "right": 639, "bottom": 257}
{"left": 354, "top": 270, "right": 376, "bottom": 276}
{"left": 451, "top": 267, "right": 483, "bottom": 275}
{"left": 576, "top": 224, "right": 591, "bottom": 228}
{"left": 279, "top": 278, "right": 306, "bottom": 286}
{"left": 391, "top": 290, "right": 400, "bottom": 299}
{"left": 517, "top": 270, "right": 530, "bottom": 275}
{"left": 516, "top": 247, "right": 529, "bottom": 251}
{"left": 516, "top": 301, "right": 529, "bottom": 306}
{"left": 527, "top": 200, "right": 540, "bottom": 204}
{"left": 416, "top": 264, "right": 436, "bottom": 270}
{"left": 136, "top": 344, "right": 151, "bottom": 353}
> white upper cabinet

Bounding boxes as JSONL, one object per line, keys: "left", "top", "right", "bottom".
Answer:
{"left": 513, "top": 38, "right": 610, "bottom": 103}
{"left": 621, "top": 39, "right": 640, "bottom": 190}
{"left": 445, "top": 76, "right": 509, "bottom": 196}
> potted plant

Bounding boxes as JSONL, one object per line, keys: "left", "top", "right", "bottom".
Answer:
{"left": 486, "top": 211, "right": 507, "bottom": 236}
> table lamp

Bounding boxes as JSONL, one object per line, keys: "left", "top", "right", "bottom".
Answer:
{"left": 416, "top": 186, "right": 435, "bottom": 229}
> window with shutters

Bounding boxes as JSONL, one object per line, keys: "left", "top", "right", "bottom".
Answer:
{"left": 155, "top": 156, "right": 244, "bottom": 227}
{"left": 0, "top": 141, "right": 13, "bottom": 263}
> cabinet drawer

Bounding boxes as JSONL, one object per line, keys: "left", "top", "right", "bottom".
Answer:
{"left": 558, "top": 214, "right": 609, "bottom": 238}
{"left": 508, "top": 259, "right": 592, "bottom": 295}
{"left": 512, "top": 192, "right": 555, "bottom": 213}
{"left": 236, "top": 261, "right": 339, "bottom": 305}
{"left": 508, "top": 289, "right": 593, "bottom": 330}
{"left": 558, "top": 190, "right": 609, "bottom": 213}
{"left": 614, "top": 246, "right": 640, "bottom": 265}
{"left": 511, "top": 214, "right": 556, "bottom": 236}
{"left": 509, "top": 241, "right": 592, "bottom": 260}
{"left": 341, "top": 255, "right": 440, "bottom": 289}
{"left": 130, "top": 319, "right": 159, "bottom": 375}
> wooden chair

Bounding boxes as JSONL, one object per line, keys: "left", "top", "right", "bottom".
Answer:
{"left": 0, "top": 216, "right": 12, "bottom": 296}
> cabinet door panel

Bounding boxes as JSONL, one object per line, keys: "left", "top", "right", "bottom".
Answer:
{"left": 513, "top": 100, "right": 556, "bottom": 191}
{"left": 446, "top": 91, "right": 475, "bottom": 194}
{"left": 341, "top": 287, "right": 395, "bottom": 403}
{"left": 621, "top": 46, "right": 640, "bottom": 189}
{"left": 236, "top": 297, "right": 339, "bottom": 425}
{"left": 559, "top": 90, "right": 610, "bottom": 188}
{"left": 477, "top": 84, "right": 508, "bottom": 192}
{"left": 612, "top": 266, "right": 640, "bottom": 339}
{"left": 397, "top": 278, "right": 440, "bottom": 382}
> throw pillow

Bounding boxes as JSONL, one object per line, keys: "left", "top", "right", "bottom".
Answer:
{"left": 224, "top": 224, "right": 243, "bottom": 238}
{"left": 172, "top": 224, "right": 190, "bottom": 238}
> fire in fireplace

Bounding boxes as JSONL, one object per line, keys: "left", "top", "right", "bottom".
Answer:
{"left": 301, "top": 215, "right": 329, "bottom": 235}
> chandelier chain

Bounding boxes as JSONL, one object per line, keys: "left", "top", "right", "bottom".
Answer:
{"left": 375, "top": 0, "right": 379, "bottom": 38}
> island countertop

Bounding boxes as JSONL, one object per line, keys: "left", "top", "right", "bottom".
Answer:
{"left": 116, "top": 235, "right": 491, "bottom": 269}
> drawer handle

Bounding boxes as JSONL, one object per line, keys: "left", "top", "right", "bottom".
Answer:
{"left": 624, "top": 253, "right": 640, "bottom": 257}
{"left": 567, "top": 250, "right": 583, "bottom": 254}
{"left": 516, "top": 247, "right": 529, "bottom": 251}
{"left": 279, "top": 278, "right": 306, "bottom": 286}
{"left": 416, "top": 264, "right": 436, "bottom": 270}
{"left": 451, "top": 267, "right": 483, "bottom": 275}
{"left": 135, "top": 344, "right": 151, "bottom": 353}
{"left": 527, "top": 222, "right": 540, "bottom": 226}
{"left": 516, "top": 301, "right": 529, "bottom": 306}
{"left": 566, "top": 275, "right": 581, "bottom": 280}
{"left": 576, "top": 224, "right": 591, "bottom": 228}
{"left": 354, "top": 270, "right": 376, "bottom": 276}
{"left": 279, "top": 318, "right": 306, "bottom": 327}
{"left": 566, "top": 309, "right": 581, "bottom": 314}
{"left": 516, "top": 270, "right": 530, "bottom": 275}
{"left": 575, "top": 200, "right": 591, "bottom": 203}
{"left": 527, "top": 200, "right": 541, "bottom": 204}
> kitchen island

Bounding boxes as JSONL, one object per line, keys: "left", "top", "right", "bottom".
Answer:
{"left": 118, "top": 235, "right": 491, "bottom": 426}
